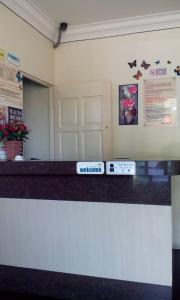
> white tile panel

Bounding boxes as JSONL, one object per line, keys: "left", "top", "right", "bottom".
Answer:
{"left": 0, "top": 198, "right": 172, "bottom": 286}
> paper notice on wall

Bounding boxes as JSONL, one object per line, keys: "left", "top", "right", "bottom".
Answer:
{"left": 8, "top": 106, "right": 23, "bottom": 123}
{"left": 7, "top": 53, "right": 20, "bottom": 67}
{"left": 0, "top": 49, "right": 5, "bottom": 61}
{"left": 0, "top": 61, "right": 22, "bottom": 108}
{"left": 0, "top": 105, "right": 8, "bottom": 125}
{"left": 144, "top": 77, "right": 176, "bottom": 126}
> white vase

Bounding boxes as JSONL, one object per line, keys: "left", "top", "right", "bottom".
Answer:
{"left": 0, "top": 147, "right": 7, "bottom": 160}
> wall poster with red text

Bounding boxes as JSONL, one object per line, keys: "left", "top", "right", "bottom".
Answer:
{"left": 119, "top": 84, "right": 138, "bottom": 125}
{"left": 144, "top": 77, "right": 176, "bottom": 126}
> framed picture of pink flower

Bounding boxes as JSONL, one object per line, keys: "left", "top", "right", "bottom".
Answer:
{"left": 119, "top": 84, "right": 138, "bottom": 125}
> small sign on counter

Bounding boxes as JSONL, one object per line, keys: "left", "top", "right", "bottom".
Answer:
{"left": 106, "top": 161, "right": 136, "bottom": 175}
{"left": 76, "top": 162, "right": 104, "bottom": 175}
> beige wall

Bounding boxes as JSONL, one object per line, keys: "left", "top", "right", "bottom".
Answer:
{"left": 1, "top": 2, "right": 179, "bottom": 160}
{"left": 55, "top": 28, "right": 180, "bottom": 159}
{"left": 0, "top": 4, "right": 54, "bottom": 84}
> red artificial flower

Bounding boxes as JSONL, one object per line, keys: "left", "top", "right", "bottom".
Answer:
{"left": 3, "top": 130, "right": 9, "bottom": 137}
{"left": 0, "top": 121, "right": 30, "bottom": 142}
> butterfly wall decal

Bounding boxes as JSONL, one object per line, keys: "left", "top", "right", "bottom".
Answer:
{"left": 128, "top": 60, "right": 137, "bottom": 68}
{"left": 133, "top": 70, "right": 142, "bottom": 80}
{"left": 141, "top": 60, "right": 151, "bottom": 70}
{"left": 174, "top": 66, "right": 180, "bottom": 76}
{"left": 155, "top": 60, "right": 160, "bottom": 65}
{"left": 167, "top": 60, "right": 171, "bottom": 64}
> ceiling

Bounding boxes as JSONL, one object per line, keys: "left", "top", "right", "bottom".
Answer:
{"left": 31, "top": 0, "right": 180, "bottom": 26}
{"left": 1, "top": 0, "right": 180, "bottom": 43}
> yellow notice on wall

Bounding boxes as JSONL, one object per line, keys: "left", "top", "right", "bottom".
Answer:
{"left": 0, "top": 49, "right": 5, "bottom": 61}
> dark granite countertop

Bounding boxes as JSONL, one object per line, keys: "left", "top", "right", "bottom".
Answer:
{"left": 0, "top": 160, "right": 179, "bottom": 176}
{"left": 0, "top": 160, "right": 173, "bottom": 204}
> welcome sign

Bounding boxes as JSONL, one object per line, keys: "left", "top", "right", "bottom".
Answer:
{"left": 76, "top": 162, "right": 104, "bottom": 175}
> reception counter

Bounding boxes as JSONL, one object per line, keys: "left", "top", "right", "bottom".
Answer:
{"left": 0, "top": 160, "right": 176, "bottom": 299}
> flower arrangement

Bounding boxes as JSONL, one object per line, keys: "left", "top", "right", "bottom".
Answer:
{"left": 0, "top": 121, "right": 30, "bottom": 143}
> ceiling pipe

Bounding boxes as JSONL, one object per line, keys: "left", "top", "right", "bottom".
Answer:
{"left": 53, "top": 22, "right": 68, "bottom": 48}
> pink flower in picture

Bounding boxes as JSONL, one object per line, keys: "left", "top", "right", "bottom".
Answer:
{"left": 122, "top": 98, "right": 135, "bottom": 109}
{"left": 128, "top": 85, "right": 137, "bottom": 94}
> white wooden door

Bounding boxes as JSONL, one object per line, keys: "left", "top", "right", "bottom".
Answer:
{"left": 54, "top": 81, "right": 111, "bottom": 161}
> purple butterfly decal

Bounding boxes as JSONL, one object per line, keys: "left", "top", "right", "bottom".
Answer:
{"left": 141, "top": 60, "right": 151, "bottom": 70}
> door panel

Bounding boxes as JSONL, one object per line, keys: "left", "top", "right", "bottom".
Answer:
{"left": 55, "top": 81, "right": 111, "bottom": 161}
{"left": 60, "top": 131, "right": 79, "bottom": 161}
{"left": 82, "top": 96, "right": 103, "bottom": 126}
{"left": 60, "top": 98, "right": 78, "bottom": 127}
{"left": 82, "top": 131, "right": 102, "bottom": 161}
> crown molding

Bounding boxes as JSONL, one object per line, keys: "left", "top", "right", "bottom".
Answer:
{"left": 62, "top": 11, "right": 180, "bottom": 43}
{"left": 1, "top": 0, "right": 180, "bottom": 44}
{"left": 0, "top": 0, "right": 57, "bottom": 41}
